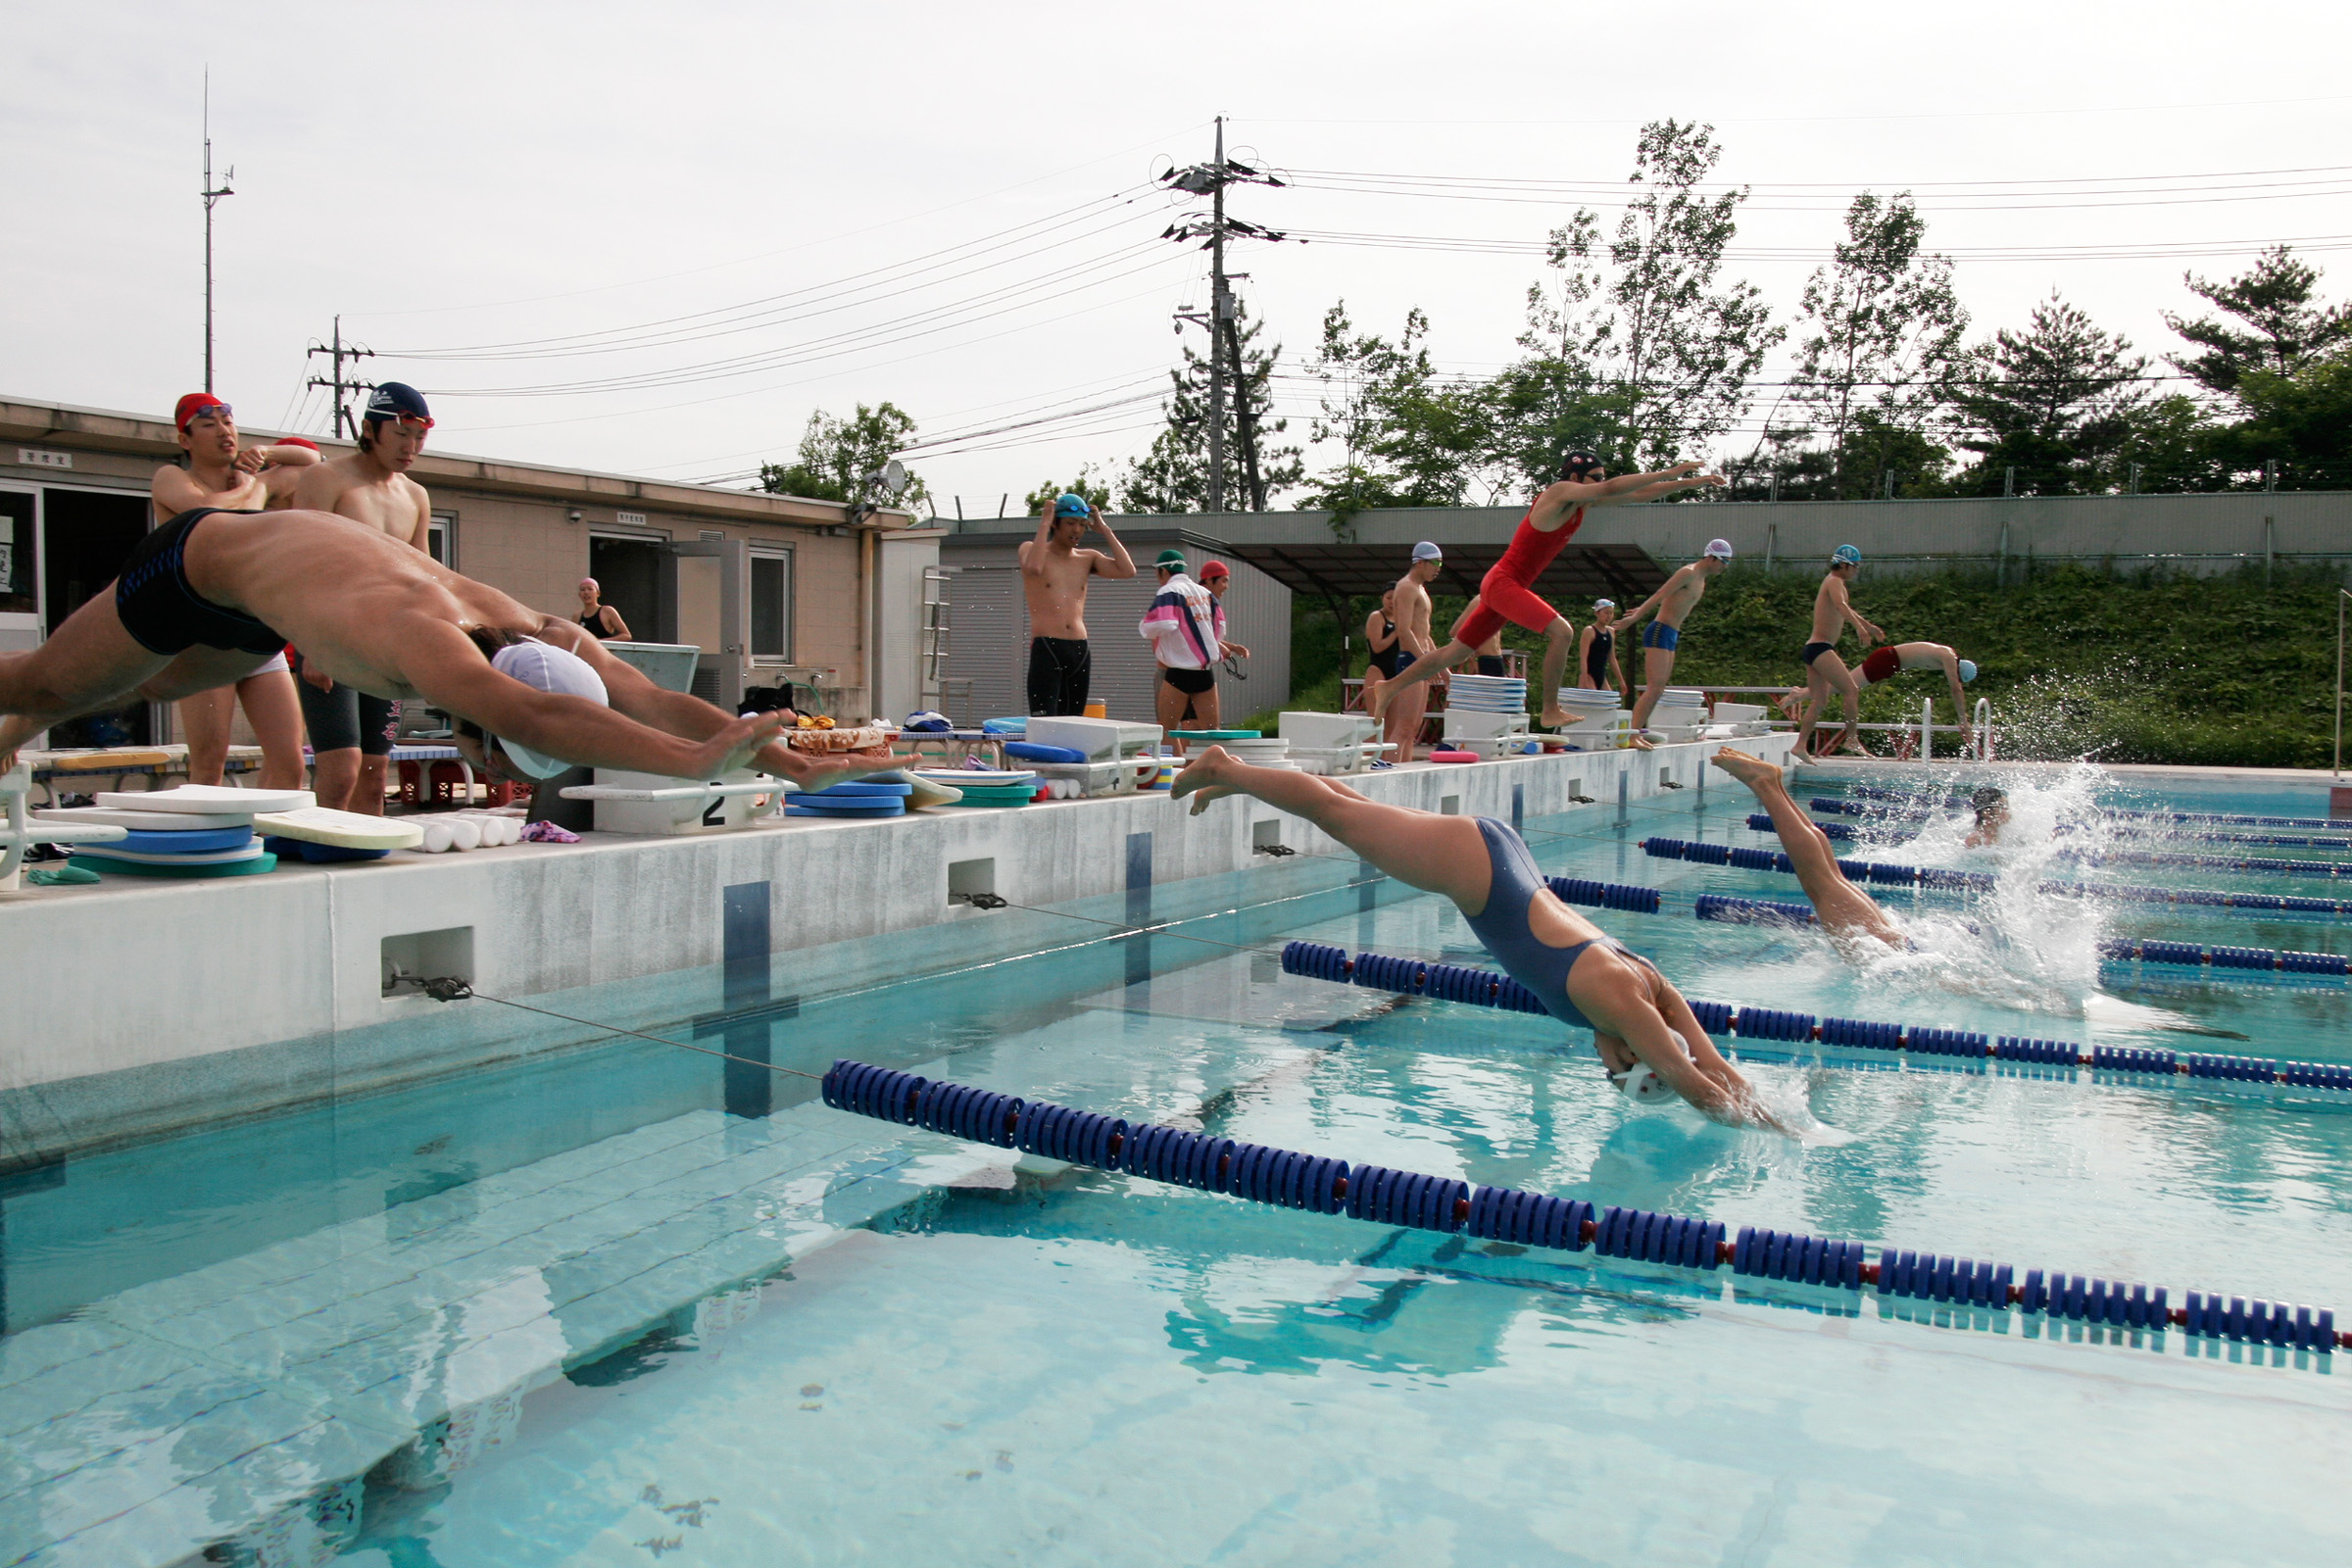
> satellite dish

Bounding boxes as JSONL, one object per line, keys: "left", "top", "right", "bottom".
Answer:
{"left": 879, "top": 458, "right": 908, "bottom": 496}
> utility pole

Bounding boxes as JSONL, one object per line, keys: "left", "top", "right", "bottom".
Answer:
{"left": 305, "top": 316, "right": 375, "bottom": 439}
{"left": 200, "top": 70, "right": 234, "bottom": 393}
{"left": 1161, "top": 120, "right": 1287, "bottom": 514}
{"left": 1207, "top": 117, "right": 1227, "bottom": 515}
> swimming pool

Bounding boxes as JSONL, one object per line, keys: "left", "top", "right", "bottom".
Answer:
{"left": 8, "top": 763, "right": 2351, "bottom": 1565}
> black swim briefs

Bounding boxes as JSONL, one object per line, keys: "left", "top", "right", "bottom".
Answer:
{"left": 115, "top": 508, "right": 286, "bottom": 658}
{"left": 1162, "top": 664, "right": 1215, "bottom": 695}
{"left": 1801, "top": 640, "right": 1837, "bottom": 666}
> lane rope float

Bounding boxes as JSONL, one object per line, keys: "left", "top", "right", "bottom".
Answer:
{"left": 820, "top": 1058, "right": 2345, "bottom": 1358}
{"left": 1280, "top": 942, "right": 2352, "bottom": 1091}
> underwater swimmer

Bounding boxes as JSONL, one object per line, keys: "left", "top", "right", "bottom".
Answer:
{"left": 1171, "top": 746, "right": 1788, "bottom": 1132}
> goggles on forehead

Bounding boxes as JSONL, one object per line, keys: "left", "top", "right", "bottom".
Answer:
{"left": 180, "top": 402, "right": 232, "bottom": 429}
{"left": 383, "top": 413, "right": 435, "bottom": 432}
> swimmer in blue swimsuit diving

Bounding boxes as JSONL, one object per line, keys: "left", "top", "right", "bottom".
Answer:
{"left": 1171, "top": 746, "right": 1788, "bottom": 1130}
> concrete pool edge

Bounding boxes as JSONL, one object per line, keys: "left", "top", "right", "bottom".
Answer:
{"left": 4, "top": 736, "right": 1792, "bottom": 1152}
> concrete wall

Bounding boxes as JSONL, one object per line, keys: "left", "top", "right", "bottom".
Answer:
{"left": 1031, "top": 489, "right": 2352, "bottom": 579}
{"left": 0, "top": 734, "right": 1792, "bottom": 1155}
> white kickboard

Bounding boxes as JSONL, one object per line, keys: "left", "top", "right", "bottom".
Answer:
{"left": 71, "top": 840, "right": 268, "bottom": 865}
{"left": 36, "top": 805, "right": 249, "bottom": 831}
{"left": 905, "top": 775, "right": 962, "bottom": 808}
{"left": 253, "top": 807, "right": 426, "bottom": 850}
{"left": 93, "top": 785, "right": 316, "bottom": 814}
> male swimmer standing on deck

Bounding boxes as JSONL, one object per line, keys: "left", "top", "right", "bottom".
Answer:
{"left": 1018, "top": 494, "right": 1137, "bottom": 715}
{"left": 1616, "top": 537, "right": 1736, "bottom": 747}
{"left": 1170, "top": 745, "right": 1788, "bottom": 1128}
{"left": 1371, "top": 454, "right": 1724, "bottom": 732}
{"left": 149, "top": 393, "right": 319, "bottom": 791}
{"left": 1791, "top": 545, "right": 1886, "bottom": 760}
{"left": 291, "top": 382, "right": 440, "bottom": 812}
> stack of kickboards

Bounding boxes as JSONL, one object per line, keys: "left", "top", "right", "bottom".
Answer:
{"left": 915, "top": 768, "right": 1039, "bottom": 808}
{"left": 35, "top": 785, "right": 425, "bottom": 876}
{"left": 788, "top": 779, "right": 912, "bottom": 818}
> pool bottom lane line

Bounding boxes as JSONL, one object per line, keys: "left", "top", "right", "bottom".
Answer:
{"left": 820, "top": 1059, "right": 2347, "bottom": 1361}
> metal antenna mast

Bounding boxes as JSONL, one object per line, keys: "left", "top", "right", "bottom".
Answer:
{"left": 200, "top": 70, "right": 234, "bottom": 393}
{"left": 1162, "top": 119, "right": 1288, "bottom": 514}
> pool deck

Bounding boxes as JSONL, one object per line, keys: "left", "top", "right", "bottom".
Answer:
{"left": 3, "top": 736, "right": 1791, "bottom": 1150}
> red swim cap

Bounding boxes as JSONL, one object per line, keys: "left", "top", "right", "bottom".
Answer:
{"left": 1200, "top": 560, "right": 1231, "bottom": 579}
{"left": 274, "top": 436, "right": 320, "bottom": 452}
{"left": 174, "top": 393, "right": 230, "bottom": 431}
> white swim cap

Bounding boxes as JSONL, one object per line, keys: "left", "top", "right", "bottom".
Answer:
{"left": 1611, "top": 1030, "right": 1690, "bottom": 1103}
{"left": 486, "top": 637, "right": 610, "bottom": 779}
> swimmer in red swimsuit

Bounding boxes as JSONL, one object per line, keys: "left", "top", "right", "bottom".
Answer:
{"left": 1368, "top": 453, "right": 1725, "bottom": 729}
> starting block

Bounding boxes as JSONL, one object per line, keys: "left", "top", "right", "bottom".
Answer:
{"left": 1, "top": 761, "right": 128, "bottom": 889}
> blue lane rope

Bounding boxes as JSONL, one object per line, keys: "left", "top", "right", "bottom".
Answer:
{"left": 1280, "top": 942, "right": 2352, "bottom": 1091}
{"left": 820, "top": 1058, "right": 2345, "bottom": 1357}
{"left": 1809, "top": 798, "right": 2352, "bottom": 851}
{"left": 1829, "top": 784, "right": 2352, "bottom": 834}
{"left": 1642, "top": 835, "right": 2352, "bottom": 929}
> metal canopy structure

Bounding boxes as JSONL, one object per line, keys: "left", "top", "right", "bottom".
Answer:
{"left": 1214, "top": 540, "right": 1669, "bottom": 610}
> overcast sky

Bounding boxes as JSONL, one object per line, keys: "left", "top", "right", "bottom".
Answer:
{"left": 8, "top": 1, "right": 2349, "bottom": 514}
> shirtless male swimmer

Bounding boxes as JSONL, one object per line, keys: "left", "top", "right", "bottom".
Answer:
{"left": 1790, "top": 545, "right": 1887, "bottom": 760}
{"left": 0, "top": 507, "right": 903, "bottom": 793}
{"left": 1018, "top": 493, "right": 1137, "bottom": 715}
{"left": 1617, "top": 537, "right": 1736, "bottom": 748}
{"left": 291, "top": 382, "right": 440, "bottom": 810}
{"left": 149, "top": 392, "right": 320, "bottom": 790}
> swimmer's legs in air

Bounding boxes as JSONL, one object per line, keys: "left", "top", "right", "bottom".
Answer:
{"left": 1709, "top": 748, "right": 1905, "bottom": 949}
{"left": 1173, "top": 749, "right": 1492, "bottom": 905}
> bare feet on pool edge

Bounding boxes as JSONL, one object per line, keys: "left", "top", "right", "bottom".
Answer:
{"left": 1628, "top": 731, "right": 1656, "bottom": 751}
{"left": 1539, "top": 706, "right": 1570, "bottom": 730}
{"left": 1170, "top": 745, "right": 1242, "bottom": 815}
{"left": 1708, "top": 747, "right": 1780, "bottom": 789}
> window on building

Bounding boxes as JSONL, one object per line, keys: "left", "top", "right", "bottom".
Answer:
{"left": 427, "top": 511, "right": 456, "bottom": 566}
{"left": 751, "top": 550, "right": 792, "bottom": 661}
{"left": 0, "top": 490, "right": 34, "bottom": 616}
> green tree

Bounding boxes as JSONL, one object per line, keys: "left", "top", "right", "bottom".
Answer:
{"left": 1118, "top": 305, "right": 1301, "bottom": 514}
{"left": 2163, "top": 245, "right": 2352, "bottom": 401}
{"left": 1949, "top": 294, "right": 2148, "bottom": 495}
{"left": 2211, "top": 349, "right": 2352, "bottom": 489}
{"left": 759, "top": 402, "right": 927, "bottom": 507}
{"left": 1784, "top": 192, "right": 1968, "bottom": 497}
{"left": 1022, "top": 466, "right": 1112, "bottom": 514}
{"left": 1485, "top": 230, "right": 1639, "bottom": 493}
{"left": 1536, "top": 119, "right": 1783, "bottom": 469}
{"left": 1300, "top": 302, "right": 1495, "bottom": 514}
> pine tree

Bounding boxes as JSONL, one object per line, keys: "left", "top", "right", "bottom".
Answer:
{"left": 1118, "top": 306, "right": 1300, "bottom": 514}
{"left": 2164, "top": 245, "right": 2352, "bottom": 400}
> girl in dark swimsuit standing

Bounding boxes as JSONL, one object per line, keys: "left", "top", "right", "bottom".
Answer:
{"left": 576, "top": 577, "right": 631, "bottom": 641}
{"left": 1578, "top": 599, "right": 1627, "bottom": 700}
{"left": 1363, "top": 591, "right": 1405, "bottom": 685}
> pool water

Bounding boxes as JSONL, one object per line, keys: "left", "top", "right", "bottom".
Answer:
{"left": 9, "top": 764, "right": 2352, "bottom": 1566}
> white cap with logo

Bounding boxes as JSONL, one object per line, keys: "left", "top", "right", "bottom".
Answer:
{"left": 1703, "top": 538, "right": 1735, "bottom": 561}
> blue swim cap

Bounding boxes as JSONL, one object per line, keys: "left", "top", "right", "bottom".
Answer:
{"left": 365, "top": 381, "right": 431, "bottom": 423}
{"left": 1958, "top": 660, "right": 1978, "bottom": 684}
{"left": 1831, "top": 544, "right": 1862, "bottom": 566}
{"left": 1054, "top": 493, "right": 1091, "bottom": 518}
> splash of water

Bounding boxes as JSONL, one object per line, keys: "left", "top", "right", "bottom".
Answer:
{"left": 1821, "top": 762, "right": 2133, "bottom": 1020}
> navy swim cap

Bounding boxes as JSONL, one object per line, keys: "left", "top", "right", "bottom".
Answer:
{"left": 366, "top": 382, "right": 432, "bottom": 424}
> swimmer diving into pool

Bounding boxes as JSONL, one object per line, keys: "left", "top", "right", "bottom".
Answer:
{"left": 1171, "top": 746, "right": 1789, "bottom": 1131}
{"left": 0, "top": 507, "right": 904, "bottom": 789}
{"left": 1709, "top": 748, "right": 1907, "bottom": 952}
{"left": 1367, "top": 453, "right": 1725, "bottom": 731}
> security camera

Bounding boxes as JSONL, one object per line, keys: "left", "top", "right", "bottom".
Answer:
{"left": 566, "top": 509, "right": 584, "bottom": 523}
